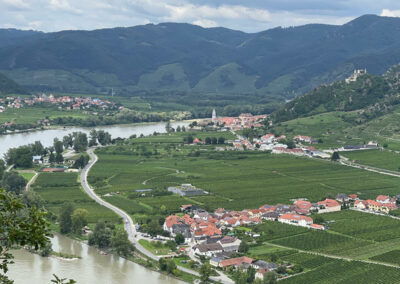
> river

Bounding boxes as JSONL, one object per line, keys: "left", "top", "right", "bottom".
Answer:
{"left": 0, "top": 121, "right": 188, "bottom": 157}
{"left": 2, "top": 121, "right": 189, "bottom": 284}
{"left": 8, "top": 234, "right": 182, "bottom": 284}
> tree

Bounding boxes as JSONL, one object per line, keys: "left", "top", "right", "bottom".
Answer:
{"left": 247, "top": 266, "right": 256, "bottom": 283}
{"left": 0, "top": 189, "right": 51, "bottom": 283}
{"left": 111, "top": 229, "right": 134, "bottom": 257}
{"left": 59, "top": 203, "right": 74, "bottom": 234}
{"left": 2, "top": 172, "right": 27, "bottom": 194}
{"left": 205, "top": 137, "right": 212, "bottom": 144}
{"left": 0, "top": 159, "right": 5, "bottom": 180}
{"left": 331, "top": 151, "right": 340, "bottom": 161}
{"left": 174, "top": 233, "right": 185, "bottom": 245}
{"left": 55, "top": 152, "right": 64, "bottom": 164}
{"left": 200, "top": 262, "right": 212, "bottom": 283}
{"left": 73, "top": 155, "right": 89, "bottom": 169}
{"left": 63, "top": 134, "right": 74, "bottom": 149}
{"left": 71, "top": 208, "right": 88, "bottom": 234}
{"left": 276, "top": 265, "right": 287, "bottom": 274}
{"left": 218, "top": 137, "right": 225, "bottom": 144}
{"left": 54, "top": 138, "right": 64, "bottom": 154}
{"left": 166, "top": 240, "right": 177, "bottom": 251}
{"left": 31, "top": 141, "right": 45, "bottom": 156}
{"left": 211, "top": 137, "right": 218, "bottom": 144}
{"left": 313, "top": 215, "right": 324, "bottom": 224}
{"left": 49, "top": 152, "right": 56, "bottom": 164}
{"left": 89, "top": 222, "right": 111, "bottom": 248}
{"left": 97, "top": 130, "right": 112, "bottom": 146}
{"left": 89, "top": 129, "right": 98, "bottom": 147}
{"left": 263, "top": 272, "right": 277, "bottom": 284}
{"left": 165, "top": 121, "right": 171, "bottom": 133}
{"left": 21, "top": 191, "right": 44, "bottom": 208}
{"left": 238, "top": 240, "right": 249, "bottom": 253}
{"left": 73, "top": 132, "right": 88, "bottom": 152}
{"left": 176, "top": 126, "right": 181, "bottom": 132}
{"left": 5, "top": 146, "right": 33, "bottom": 168}
{"left": 40, "top": 241, "right": 53, "bottom": 257}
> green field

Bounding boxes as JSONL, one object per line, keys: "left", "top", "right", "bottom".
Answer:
{"left": 89, "top": 137, "right": 400, "bottom": 214}
{"left": 370, "top": 250, "right": 400, "bottom": 266}
{"left": 19, "top": 172, "right": 35, "bottom": 181}
{"left": 281, "top": 259, "right": 400, "bottom": 284}
{"left": 138, "top": 239, "right": 172, "bottom": 255}
{"left": 33, "top": 172, "right": 119, "bottom": 223}
{"left": 0, "top": 106, "right": 92, "bottom": 124}
{"left": 341, "top": 149, "right": 400, "bottom": 172}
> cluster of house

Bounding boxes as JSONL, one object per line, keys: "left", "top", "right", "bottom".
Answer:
{"left": 0, "top": 94, "right": 117, "bottom": 112}
{"left": 354, "top": 194, "right": 398, "bottom": 214}
{"left": 211, "top": 256, "right": 280, "bottom": 281}
{"left": 227, "top": 133, "right": 331, "bottom": 159}
{"left": 163, "top": 197, "right": 343, "bottom": 246}
{"left": 194, "top": 110, "right": 267, "bottom": 131}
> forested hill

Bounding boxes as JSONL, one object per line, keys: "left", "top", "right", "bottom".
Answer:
{"left": 0, "top": 72, "right": 27, "bottom": 95}
{"left": 2, "top": 15, "right": 400, "bottom": 97}
{"left": 272, "top": 63, "right": 400, "bottom": 122}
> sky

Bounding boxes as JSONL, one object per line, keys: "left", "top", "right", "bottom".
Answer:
{"left": 2, "top": 0, "right": 400, "bottom": 33}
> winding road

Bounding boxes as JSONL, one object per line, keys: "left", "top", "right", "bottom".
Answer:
{"left": 80, "top": 148, "right": 233, "bottom": 282}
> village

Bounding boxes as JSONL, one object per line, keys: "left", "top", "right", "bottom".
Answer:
{"left": 157, "top": 189, "right": 399, "bottom": 281}
{"left": 0, "top": 93, "right": 119, "bottom": 113}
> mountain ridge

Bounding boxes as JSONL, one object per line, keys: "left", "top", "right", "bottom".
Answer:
{"left": 2, "top": 15, "right": 400, "bottom": 98}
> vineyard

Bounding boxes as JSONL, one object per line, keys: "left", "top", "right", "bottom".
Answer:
{"left": 33, "top": 172, "right": 119, "bottom": 223}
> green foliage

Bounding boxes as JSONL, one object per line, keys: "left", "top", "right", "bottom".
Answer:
{"left": 1, "top": 171, "right": 27, "bottom": 194}
{"left": 238, "top": 240, "right": 249, "bottom": 253}
{"left": 111, "top": 229, "right": 134, "bottom": 257}
{"left": 88, "top": 222, "right": 111, "bottom": 248}
{"left": 73, "top": 132, "right": 88, "bottom": 152}
{"left": 51, "top": 274, "right": 76, "bottom": 284}
{"left": 59, "top": 203, "right": 74, "bottom": 234}
{"left": 0, "top": 188, "right": 51, "bottom": 283}
{"left": 174, "top": 233, "right": 185, "bottom": 245}
{"left": 0, "top": 71, "right": 26, "bottom": 95}
{"left": 71, "top": 208, "right": 88, "bottom": 234}
{"left": 199, "top": 262, "right": 212, "bottom": 283}
{"left": 331, "top": 152, "right": 340, "bottom": 161}
{"left": 5, "top": 146, "right": 33, "bottom": 168}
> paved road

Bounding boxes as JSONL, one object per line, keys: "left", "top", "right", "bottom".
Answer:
{"left": 80, "top": 148, "right": 220, "bottom": 281}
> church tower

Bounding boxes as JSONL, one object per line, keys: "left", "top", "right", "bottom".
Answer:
{"left": 212, "top": 109, "right": 217, "bottom": 122}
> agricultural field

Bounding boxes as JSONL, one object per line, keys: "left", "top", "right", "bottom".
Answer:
{"left": 281, "top": 259, "right": 400, "bottom": 284}
{"left": 0, "top": 106, "right": 92, "bottom": 124}
{"left": 341, "top": 149, "right": 400, "bottom": 172}
{"left": 370, "top": 250, "right": 400, "bottom": 266}
{"left": 33, "top": 172, "right": 119, "bottom": 223}
{"left": 89, "top": 134, "right": 400, "bottom": 216}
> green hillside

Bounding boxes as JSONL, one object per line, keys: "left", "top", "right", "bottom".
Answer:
{"left": 2, "top": 15, "right": 400, "bottom": 99}
{"left": 0, "top": 72, "right": 26, "bottom": 95}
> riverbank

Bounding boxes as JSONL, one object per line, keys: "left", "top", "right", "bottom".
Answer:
{"left": 9, "top": 233, "right": 184, "bottom": 284}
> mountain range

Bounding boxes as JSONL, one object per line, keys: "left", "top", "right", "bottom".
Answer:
{"left": 2, "top": 15, "right": 400, "bottom": 99}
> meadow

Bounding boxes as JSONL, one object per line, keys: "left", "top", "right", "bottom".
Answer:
{"left": 341, "top": 149, "right": 400, "bottom": 172}
{"left": 33, "top": 172, "right": 119, "bottom": 223}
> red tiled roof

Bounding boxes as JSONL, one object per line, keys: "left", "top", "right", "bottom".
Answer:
{"left": 220, "top": 257, "right": 253, "bottom": 268}
{"left": 318, "top": 199, "right": 340, "bottom": 208}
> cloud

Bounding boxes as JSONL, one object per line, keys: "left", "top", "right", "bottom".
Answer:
{"left": 1, "top": 0, "right": 399, "bottom": 32}
{"left": 192, "top": 19, "right": 218, "bottom": 28}
{"left": 381, "top": 9, "right": 400, "bottom": 17}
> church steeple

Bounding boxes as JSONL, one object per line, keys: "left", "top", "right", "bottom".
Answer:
{"left": 212, "top": 109, "right": 217, "bottom": 121}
